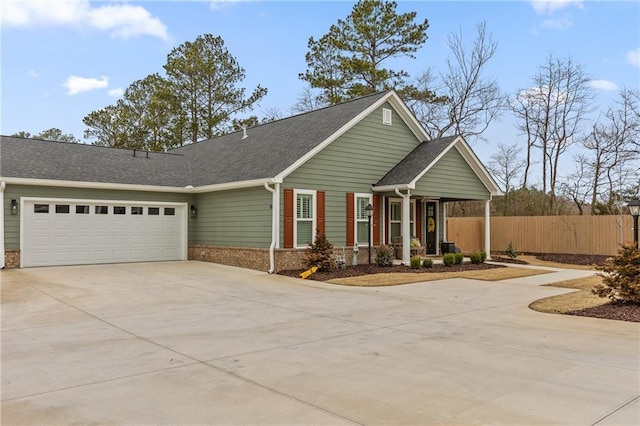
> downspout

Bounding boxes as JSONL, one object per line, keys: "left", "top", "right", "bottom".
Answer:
{"left": 395, "top": 188, "right": 411, "bottom": 265}
{"left": 0, "top": 181, "right": 5, "bottom": 269}
{"left": 264, "top": 182, "right": 280, "bottom": 273}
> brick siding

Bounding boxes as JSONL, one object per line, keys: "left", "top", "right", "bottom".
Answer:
{"left": 3, "top": 249, "right": 20, "bottom": 269}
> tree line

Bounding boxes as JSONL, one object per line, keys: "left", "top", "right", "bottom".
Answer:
{"left": 11, "top": 0, "right": 639, "bottom": 216}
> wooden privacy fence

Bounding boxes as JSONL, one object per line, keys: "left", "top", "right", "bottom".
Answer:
{"left": 447, "top": 215, "right": 634, "bottom": 256}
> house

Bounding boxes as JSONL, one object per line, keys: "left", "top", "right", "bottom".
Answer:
{"left": 0, "top": 90, "right": 502, "bottom": 271}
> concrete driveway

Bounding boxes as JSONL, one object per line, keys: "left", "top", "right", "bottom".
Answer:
{"left": 2, "top": 261, "right": 638, "bottom": 425}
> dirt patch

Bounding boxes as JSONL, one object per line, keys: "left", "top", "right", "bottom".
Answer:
{"left": 536, "top": 253, "right": 610, "bottom": 267}
{"left": 567, "top": 303, "right": 640, "bottom": 322}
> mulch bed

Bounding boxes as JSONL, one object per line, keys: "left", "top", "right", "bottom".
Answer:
{"left": 536, "top": 253, "right": 610, "bottom": 266}
{"left": 567, "top": 302, "right": 640, "bottom": 322}
{"left": 491, "top": 256, "right": 530, "bottom": 265}
{"left": 278, "top": 262, "right": 504, "bottom": 282}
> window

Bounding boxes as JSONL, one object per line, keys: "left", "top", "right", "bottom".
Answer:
{"left": 389, "top": 199, "right": 415, "bottom": 243}
{"left": 164, "top": 207, "right": 175, "bottom": 216}
{"left": 76, "top": 205, "right": 90, "bottom": 214}
{"left": 34, "top": 204, "right": 49, "bottom": 213}
{"left": 55, "top": 204, "right": 70, "bottom": 214}
{"left": 131, "top": 207, "right": 143, "bottom": 215}
{"left": 148, "top": 207, "right": 160, "bottom": 215}
{"left": 114, "top": 206, "right": 126, "bottom": 215}
{"left": 355, "top": 194, "right": 372, "bottom": 245}
{"left": 95, "top": 206, "right": 108, "bottom": 215}
{"left": 382, "top": 108, "right": 392, "bottom": 125}
{"left": 295, "top": 190, "right": 315, "bottom": 248}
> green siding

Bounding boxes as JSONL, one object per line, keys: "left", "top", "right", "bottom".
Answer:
{"left": 413, "top": 148, "right": 490, "bottom": 200}
{"left": 192, "top": 186, "right": 272, "bottom": 248}
{"left": 283, "top": 103, "right": 422, "bottom": 246}
{"left": 3, "top": 184, "right": 193, "bottom": 249}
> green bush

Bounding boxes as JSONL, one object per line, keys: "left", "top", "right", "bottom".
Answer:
{"left": 422, "top": 258, "right": 433, "bottom": 268}
{"left": 593, "top": 243, "right": 640, "bottom": 303}
{"left": 443, "top": 253, "right": 456, "bottom": 267}
{"left": 469, "top": 252, "right": 482, "bottom": 264}
{"left": 454, "top": 252, "right": 464, "bottom": 265}
{"left": 505, "top": 241, "right": 518, "bottom": 259}
{"left": 375, "top": 245, "right": 395, "bottom": 267}
{"left": 410, "top": 257, "right": 421, "bottom": 269}
{"left": 480, "top": 250, "right": 487, "bottom": 263}
{"left": 304, "top": 231, "right": 336, "bottom": 271}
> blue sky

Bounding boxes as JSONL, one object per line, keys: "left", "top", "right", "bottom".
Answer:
{"left": 1, "top": 0, "right": 639, "bottom": 180}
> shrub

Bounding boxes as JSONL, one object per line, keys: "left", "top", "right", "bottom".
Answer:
{"left": 454, "top": 252, "right": 464, "bottom": 265}
{"left": 593, "top": 243, "right": 640, "bottom": 303}
{"left": 375, "top": 245, "right": 395, "bottom": 267}
{"left": 480, "top": 250, "right": 487, "bottom": 263}
{"left": 470, "top": 251, "right": 483, "bottom": 264}
{"left": 505, "top": 241, "right": 518, "bottom": 259}
{"left": 422, "top": 258, "right": 433, "bottom": 268}
{"left": 410, "top": 257, "right": 421, "bottom": 269}
{"left": 443, "top": 253, "right": 456, "bottom": 267}
{"left": 304, "top": 230, "right": 336, "bottom": 271}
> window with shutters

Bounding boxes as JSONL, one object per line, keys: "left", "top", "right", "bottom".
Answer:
{"left": 355, "top": 194, "right": 373, "bottom": 245}
{"left": 294, "top": 189, "right": 316, "bottom": 248}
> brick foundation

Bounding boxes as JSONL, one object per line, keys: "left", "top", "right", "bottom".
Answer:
{"left": 188, "top": 245, "right": 378, "bottom": 272}
{"left": 3, "top": 249, "right": 20, "bottom": 269}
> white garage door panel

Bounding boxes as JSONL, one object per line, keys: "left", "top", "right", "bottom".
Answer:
{"left": 22, "top": 199, "right": 187, "bottom": 267}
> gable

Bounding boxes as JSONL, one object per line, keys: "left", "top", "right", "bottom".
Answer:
{"left": 284, "top": 102, "right": 422, "bottom": 192}
{"left": 413, "top": 147, "right": 490, "bottom": 200}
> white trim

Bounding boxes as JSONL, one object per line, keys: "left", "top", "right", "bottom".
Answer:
{"left": 19, "top": 197, "right": 188, "bottom": 268}
{"left": 293, "top": 189, "right": 316, "bottom": 249}
{"left": 275, "top": 91, "right": 430, "bottom": 183}
{"left": 442, "top": 202, "right": 448, "bottom": 242}
{"left": 373, "top": 184, "right": 410, "bottom": 193}
{"left": 354, "top": 193, "right": 373, "bottom": 247}
{"left": 264, "top": 183, "right": 279, "bottom": 273}
{"left": 0, "top": 176, "right": 276, "bottom": 194}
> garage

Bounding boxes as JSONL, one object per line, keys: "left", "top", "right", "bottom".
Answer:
{"left": 21, "top": 198, "right": 188, "bottom": 267}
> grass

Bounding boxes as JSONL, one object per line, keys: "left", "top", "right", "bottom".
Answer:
{"left": 528, "top": 275, "right": 607, "bottom": 314}
{"left": 327, "top": 266, "right": 550, "bottom": 287}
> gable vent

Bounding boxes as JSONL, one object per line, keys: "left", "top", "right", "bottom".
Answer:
{"left": 382, "top": 108, "right": 392, "bottom": 125}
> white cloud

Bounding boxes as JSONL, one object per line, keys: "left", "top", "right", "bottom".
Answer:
{"left": 27, "top": 70, "right": 38, "bottom": 77}
{"left": 589, "top": 79, "right": 618, "bottom": 91}
{"left": 540, "top": 17, "right": 573, "bottom": 30}
{"left": 107, "top": 87, "right": 124, "bottom": 97}
{"left": 1, "top": 0, "right": 168, "bottom": 40}
{"left": 530, "top": 0, "right": 583, "bottom": 15}
{"left": 627, "top": 48, "right": 640, "bottom": 67}
{"left": 63, "top": 75, "right": 109, "bottom": 95}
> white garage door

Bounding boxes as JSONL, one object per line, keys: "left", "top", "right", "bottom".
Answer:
{"left": 21, "top": 198, "right": 187, "bottom": 267}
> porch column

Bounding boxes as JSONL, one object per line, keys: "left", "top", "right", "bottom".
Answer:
{"left": 395, "top": 188, "right": 411, "bottom": 265}
{"left": 484, "top": 199, "right": 492, "bottom": 260}
{"left": 0, "top": 181, "right": 5, "bottom": 269}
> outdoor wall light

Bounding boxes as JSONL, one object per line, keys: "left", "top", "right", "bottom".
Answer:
{"left": 190, "top": 205, "right": 198, "bottom": 218}
{"left": 628, "top": 198, "right": 640, "bottom": 248}
{"left": 10, "top": 199, "right": 17, "bottom": 215}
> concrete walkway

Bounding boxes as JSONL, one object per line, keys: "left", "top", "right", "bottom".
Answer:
{"left": 2, "top": 261, "right": 638, "bottom": 425}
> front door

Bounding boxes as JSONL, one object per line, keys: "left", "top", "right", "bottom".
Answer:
{"left": 425, "top": 202, "right": 437, "bottom": 255}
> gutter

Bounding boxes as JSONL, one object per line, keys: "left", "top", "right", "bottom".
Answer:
{"left": 0, "top": 181, "right": 5, "bottom": 268}
{"left": 264, "top": 182, "right": 280, "bottom": 273}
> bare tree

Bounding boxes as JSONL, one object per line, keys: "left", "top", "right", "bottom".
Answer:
{"left": 408, "top": 21, "right": 505, "bottom": 144}
{"left": 582, "top": 88, "right": 639, "bottom": 214}
{"left": 487, "top": 143, "right": 526, "bottom": 215}
{"left": 558, "top": 153, "right": 592, "bottom": 215}
{"left": 291, "top": 86, "right": 329, "bottom": 114}
{"left": 509, "top": 54, "right": 595, "bottom": 214}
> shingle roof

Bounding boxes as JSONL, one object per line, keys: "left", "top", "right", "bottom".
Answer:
{"left": 374, "top": 136, "right": 457, "bottom": 187}
{"left": 0, "top": 137, "right": 193, "bottom": 187}
{"left": 0, "top": 91, "right": 390, "bottom": 188}
{"left": 171, "top": 91, "right": 388, "bottom": 186}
